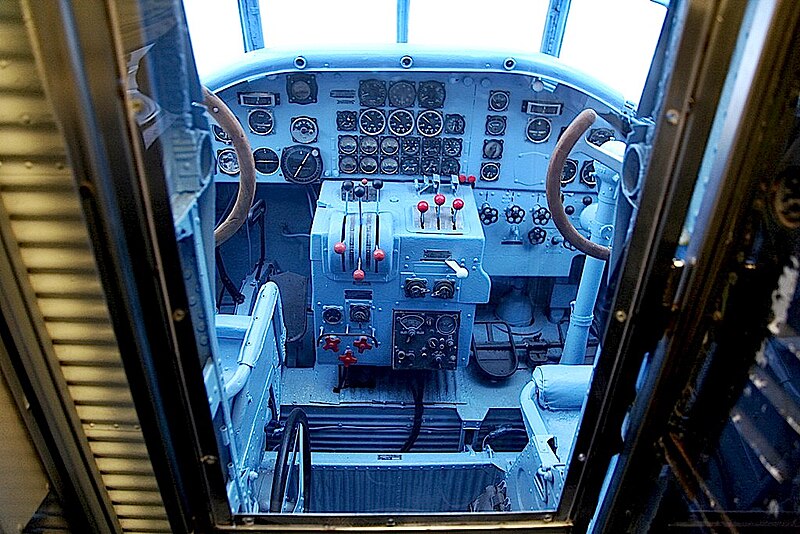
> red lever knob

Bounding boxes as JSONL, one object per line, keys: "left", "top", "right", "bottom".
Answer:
{"left": 458, "top": 174, "right": 467, "bottom": 184}
{"left": 339, "top": 349, "right": 357, "bottom": 367}
{"left": 417, "top": 200, "right": 429, "bottom": 213}
{"left": 353, "top": 336, "right": 373, "bottom": 353}
{"left": 467, "top": 175, "right": 476, "bottom": 184}
{"left": 373, "top": 248, "right": 385, "bottom": 261}
{"left": 334, "top": 242, "right": 346, "bottom": 254}
{"left": 353, "top": 269, "right": 365, "bottom": 281}
{"left": 434, "top": 193, "right": 446, "bottom": 206}
{"left": 452, "top": 198, "right": 464, "bottom": 210}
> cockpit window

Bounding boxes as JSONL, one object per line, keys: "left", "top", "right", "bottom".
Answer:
{"left": 260, "top": 0, "right": 396, "bottom": 48}
{"left": 559, "top": 0, "right": 667, "bottom": 102}
{"left": 185, "top": 0, "right": 667, "bottom": 102}
{"left": 406, "top": 0, "right": 547, "bottom": 50}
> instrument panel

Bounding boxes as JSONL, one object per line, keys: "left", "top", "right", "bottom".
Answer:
{"left": 210, "top": 69, "right": 624, "bottom": 195}
{"left": 207, "top": 51, "right": 628, "bottom": 277}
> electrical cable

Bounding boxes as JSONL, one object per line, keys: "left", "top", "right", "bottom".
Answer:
{"left": 401, "top": 374, "right": 425, "bottom": 452}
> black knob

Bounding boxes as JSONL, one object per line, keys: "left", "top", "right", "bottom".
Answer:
{"left": 354, "top": 185, "right": 366, "bottom": 198}
{"left": 582, "top": 196, "right": 593, "bottom": 206}
{"left": 342, "top": 180, "right": 354, "bottom": 192}
{"left": 565, "top": 205, "right": 575, "bottom": 215}
{"left": 373, "top": 179, "right": 384, "bottom": 190}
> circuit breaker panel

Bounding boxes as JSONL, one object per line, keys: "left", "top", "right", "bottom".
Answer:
{"left": 310, "top": 176, "right": 490, "bottom": 369}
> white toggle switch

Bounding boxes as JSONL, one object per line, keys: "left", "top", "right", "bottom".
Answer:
{"left": 445, "top": 259, "right": 469, "bottom": 279}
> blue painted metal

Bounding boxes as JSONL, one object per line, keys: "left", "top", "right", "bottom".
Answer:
{"left": 561, "top": 160, "right": 620, "bottom": 365}
{"left": 213, "top": 283, "right": 286, "bottom": 511}
{"left": 238, "top": 0, "right": 265, "bottom": 52}
{"left": 540, "top": 0, "right": 572, "bottom": 57}
{"left": 257, "top": 451, "right": 516, "bottom": 512}
{"left": 310, "top": 179, "right": 490, "bottom": 367}
{"left": 203, "top": 47, "right": 626, "bottom": 108}
{"left": 396, "top": 0, "right": 410, "bottom": 43}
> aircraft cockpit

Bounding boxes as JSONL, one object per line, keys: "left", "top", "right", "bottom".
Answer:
{"left": 3, "top": 1, "right": 800, "bottom": 532}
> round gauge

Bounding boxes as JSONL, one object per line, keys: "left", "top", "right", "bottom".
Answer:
{"left": 217, "top": 148, "right": 239, "bottom": 175}
{"left": 359, "top": 136, "right": 378, "bottom": 155}
{"left": 422, "top": 137, "right": 441, "bottom": 156}
{"left": 421, "top": 156, "right": 439, "bottom": 175}
{"left": 436, "top": 315, "right": 457, "bottom": 335}
{"left": 401, "top": 157, "right": 419, "bottom": 175}
{"left": 359, "top": 79, "right": 387, "bottom": 107}
{"left": 248, "top": 109, "right": 274, "bottom": 135}
{"left": 339, "top": 156, "right": 357, "bottom": 174}
{"left": 212, "top": 124, "right": 230, "bottom": 143}
{"left": 489, "top": 91, "right": 510, "bottom": 112}
{"left": 440, "top": 157, "right": 460, "bottom": 176}
{"left": 338, "top": 135, "right": 357, "bottom": 154}
{"left": 388, "top": 81, "right": 416, "bottom": 108}
{"left": 418, "top": 81, "right": 446, "bottom": 108}
{"left": 387, "top": 109, "right": 415, "bottom": 137}
{"left": 280, "top": 145, "right": 323, "bottom": 184}
{"left": 443, "top": 138, "right": 462, "bottom": 157}
{"left": 380, "top": 137, "right": 399, "bottom": 155}
{"left": 561, "top": 159, "right": 578, "bottom": 185}
{"left": 336, "top": 111, "right": 357, "bottom": 131}
{"left": 290, "top": 116, "right": 317, "bottom": 144}
{"left": 526, "top": 117, "right": 552, "bottom": 143}
{"left": 581, "top": 161, "right": 597, "bottom": 187}
{"left": 289, "top": 79, "right": 312, "bottom": 102}
{"left": 417, "top": 110, "right": 444, "bottom": 137}
{"left": 485, "top": 116, "right": 506, "bottom": 136}
{"left": 444, "top": 114, "right": 465, "bottom": 135}
{"left": 359, "top": 156, "right": 378, "bottom": 174}
{"left": 322, "top": 307, "right": 343, "bottom": 324}
{"left": 483, "top": 139, "right": 503, "bottom": 159}
{"left": 480, "top": 162, "right": 500, "bottom": 181}
{"left": 359, "top": 108, "right": 385, "bottom": 136}
{"left": 402, "top": 137, "right": 420, "bottom": 155}
{"left": 253, "top": 147, "right": 279, "bottom": 175}
{"left": 380, "top": 157, "right": 399, "bottom": 175}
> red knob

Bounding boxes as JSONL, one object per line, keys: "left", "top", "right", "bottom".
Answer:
{"left": 361, "top": 178, "right": 369, "bottom": 185}
{"left": 322, "top": 335, "right": 341, "bottom": 352}
{"left": 467, "top": 175, "right": 476, "bottom": 184}
{"left": 458, "top": 174, "right": 467, "bottom": 184}
{"left": 373, "top": 248, "right": 386, "bottom": 261}
{"left": 453, "top": 198, "right": 465, "bottom": 210}
{"left": 353, "top": 269, "right": 365, "bottom": 281}
{"left": 434, "top": 193, "right": 446, "bottom": 206}
{"left": 339, "top": 349, "right": 357, "bottom": 367}
{"left": 334, "top": 242, "right": 346, "bottom": 254}
{"left": 417, "top": 200, "right": 429, "bottom": 213}
{"left": 354, "top": 336, "right": 373, "bottom": 353}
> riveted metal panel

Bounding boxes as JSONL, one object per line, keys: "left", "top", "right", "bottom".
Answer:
{"left": 0, "top": 2, "right": 169, "bottom": 531}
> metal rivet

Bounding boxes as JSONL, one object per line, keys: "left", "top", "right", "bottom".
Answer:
{"left": 578, "top": 453, "right": 586, "bottom": 462}
{"left": 172, "top": 309, "right": 187, "bottom": 321}
{"left": 665, "top": 109, "right": 680, "bottom": 124}
{"left": 614, "top": 310, "right": 627, "bottom": 322}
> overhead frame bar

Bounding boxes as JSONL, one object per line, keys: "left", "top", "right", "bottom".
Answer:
{"left": 540, "top": 0, "right": 572, "bottom": 57}
{"left": 238, "top": 0, "right": 265, "bottom": 52}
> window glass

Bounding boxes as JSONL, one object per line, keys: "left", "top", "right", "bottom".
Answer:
{"left": 183, "top": 0, "right": 246, "bottom": 78}
{"left": 559, "top": 0, "right": 667, "bottom": 102}
{"left": 260, "top": 0, "right": 396, "bottom": 47}
{"left": 407, "top": 0, "right": 547, "bottom": 49}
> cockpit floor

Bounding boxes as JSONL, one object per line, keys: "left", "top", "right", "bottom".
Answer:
{"left": 280, "top": 362, "right": 533, "bottom": 423}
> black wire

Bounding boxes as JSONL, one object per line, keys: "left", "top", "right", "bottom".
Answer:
{"left": 401, "top": 374, "right": 425, "bottom": 452}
